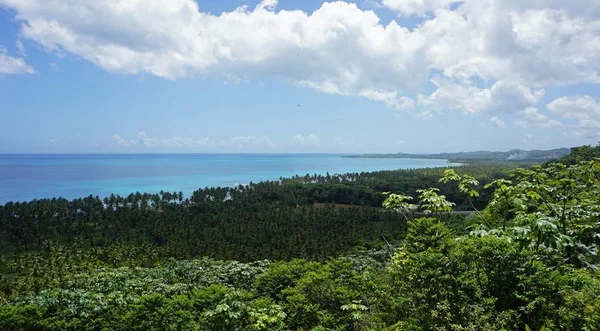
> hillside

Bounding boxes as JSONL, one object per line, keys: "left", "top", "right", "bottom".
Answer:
{"left": 0, "top": 149, "right": 598, "bottom": 329}
{"left": 344, "top": 147, "right": 571, "bottom": 163}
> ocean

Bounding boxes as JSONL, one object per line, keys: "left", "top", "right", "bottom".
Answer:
{"left": 0, "top": 154, "right": 454, "bottom": 204}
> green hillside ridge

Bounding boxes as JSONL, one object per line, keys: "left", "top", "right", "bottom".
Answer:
{"left": 345, "top": 147, "right": 571, "bottom": 163}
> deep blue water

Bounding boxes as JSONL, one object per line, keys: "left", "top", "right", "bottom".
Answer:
{"left": 0, "top": 154, "right": 455, "bottom": 204}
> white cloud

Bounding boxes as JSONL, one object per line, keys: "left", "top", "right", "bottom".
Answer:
{"left": 547, "top": 95, "right": 600, "bottom": 119}
{"left": 520, "top": 107, "right": 547, "bottom": 121}
{"left": 535, "top": 119, "right": 563, "bottom": 128}
{"left": 514, "top": 120, "right": 529, "bottom": 128}
{"left": 416, "top": 0, "right": 600, "bottom": 86}
{"left": 546, "top": 95, "right": 600, "bottom": 139}
{"left": 418, "top": 79, "right": 544, "bottom": 115}
{"left": 0, "top": 0, "right": 427, "bottom": 108}
{"left": 417, "top": 110, "right": 434, "bottom": 120}
{"left": 360, "top": 89, "right": 415, "bottom": 110}
{"left": 0, "top": 45, "right": 34, "bottom": 74}
{"left": 564, "top": 119, "right": 600, "bottom": 140}
{"left": 1, "top": 0, "right": 599, "bottom": 115}
{"left": 489, "top": 116, "right": 505, "bottom": 128}
{"left": 116, "top": 132, "right": 275, "bottom": 149}
{"left": 112, "top": 134, "right": 137, "bottom": 147}
{"left": 256, "top": 0, "right": 278, "bottom": 11}
{"left": 516, "top": 106, "right": 562, "bottom": 128}
{"left": 137, "top": 131, "right": 216, "bottom": 148}
{"left": 137, "top": 131, "right": 212, "bottom": 148}
{"left": 292, "top": 134, "right": 321, "bottom": 146}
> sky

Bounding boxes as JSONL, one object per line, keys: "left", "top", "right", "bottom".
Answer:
{"left": 0, "top": 0, "right": 599, "bottom": 154}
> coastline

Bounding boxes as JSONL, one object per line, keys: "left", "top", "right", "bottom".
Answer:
{"left": 0, "top": 154, "right": 457, "bottom": 204}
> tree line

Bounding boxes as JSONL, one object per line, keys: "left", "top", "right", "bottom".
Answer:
{"left": 0, "top": 146, "right": 598, "bottom": 329}
{"left": 0, "top": 164, "right": 514, "bottom": 266}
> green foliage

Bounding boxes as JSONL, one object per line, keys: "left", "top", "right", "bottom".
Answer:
{"left": 0, "top": 164, "right": 513, "bottom": 297}
{"left": 381, "top": 192, "right": 416, "bottom": 218}
{"left": 552, "top": 144, "right": 600, "bottom": 165}
{"left": 482, "top": 159, "right": 600, "bottom": 270}
{"left": 254, "top": 259, "right": 322, "bottom": 301}
{"left": 388, "top": 219, "right": 599, "bottom": 330}
{"left": 1, "top": 152, "right": 600, "bottom": 330}
{"left": 417, "top": 188, "right": 456, "bottom": 216}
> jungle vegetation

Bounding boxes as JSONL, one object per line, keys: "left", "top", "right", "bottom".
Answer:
{"left": 0, "top": 145, "right": 598, "bottom": 330}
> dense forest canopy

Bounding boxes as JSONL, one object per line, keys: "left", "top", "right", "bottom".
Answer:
{"left": 0, "top": 144, "right": 599, "bottom": 330}
{"left": 0, "top": 164, "right": 516, "bottom": 265}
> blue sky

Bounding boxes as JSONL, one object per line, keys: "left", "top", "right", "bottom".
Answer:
{"left": 0, "top": 0, "right": 599, "bottom": 153}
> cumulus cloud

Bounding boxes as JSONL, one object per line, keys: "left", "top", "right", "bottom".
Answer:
{"left": 360, "top": 90, "right": 415, "bottom": 110}
{"left": 112, "top": 134, "right": 137, "bottom": 147}
{"left": 547, "top": 95, "right": 600, "bottom": 139}
{"left": 514, "top": 120, "right": 529, "bottom": 128}
{"left": 564, "top": 119, "right": 600, "bottom": 140}
{"left": 116, "top": 132, "right": 275, "bottom": 149}
{"left": 489, "top": 116, "right": 505, "bottom": 128}
{"left": 137, "top": 131, "right": 214, "bottom": 148}
{"left": 547, "top": 95, "right": 600, "bottom": 119}
{"left": 292, "top": 134, "right": 321, "bottom": 146}
{"left": 515, "top": 107, "right": 562, "bottom": 128}
{"left": 520, "top": 107, "right": 547, "bottom": 122}
{"left": 535, "top": 119, "right": 563, "bottom": 129}
{"left": 0, "top": 45, "right": 34, "bottom": 74}
{"left": 0, "top": 0, "right": 599, "bottom": 116}
{"left": 418, "top": 79, "right": 544, "bottom": 115}
{"left": 256, "top": 0, "right": 278, "bottom": 11}
{"left": 415, "top": 0, "right": 600, "bottom": 86}
{"left": 0, "top": 0, "right": 427, "bottom": 104}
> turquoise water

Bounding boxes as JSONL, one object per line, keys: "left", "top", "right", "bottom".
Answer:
{"left": 0, "top": 154, "right": 454, "bottom": 204}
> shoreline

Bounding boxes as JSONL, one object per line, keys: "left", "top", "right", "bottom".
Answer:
{"left": 0, "top": 156, "right": 463, "bottom": 205}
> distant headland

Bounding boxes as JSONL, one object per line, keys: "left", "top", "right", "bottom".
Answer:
{"left": 343, "top": 148, "right": 571, "bottom": 163}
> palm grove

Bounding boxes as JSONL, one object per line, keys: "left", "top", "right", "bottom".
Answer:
{"left": 0, "top": 145, "right": 598, "bottom": 329}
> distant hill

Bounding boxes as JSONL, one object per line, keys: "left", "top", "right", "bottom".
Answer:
{"left": 344, "top": 148, "right": 571, "bottom": 163}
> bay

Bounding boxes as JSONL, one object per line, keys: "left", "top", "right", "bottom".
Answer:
{"left": 0, "top": 154, "right": 454, "bottom": 204}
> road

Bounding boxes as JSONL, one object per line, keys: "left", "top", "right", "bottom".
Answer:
{"left": 413, "top": 211, "right": 476, "bottom": 216}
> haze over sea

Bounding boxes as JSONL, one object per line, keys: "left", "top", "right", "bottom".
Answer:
{"left": 0, "top": 154, "right": 454, "bottom": 204}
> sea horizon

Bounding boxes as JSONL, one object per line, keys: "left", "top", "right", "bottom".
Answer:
{"left": 0, "top": 152, "right": 363, "bottom": 156}
{"left": 0, "top": 153, "right": 456, "bottom": 204}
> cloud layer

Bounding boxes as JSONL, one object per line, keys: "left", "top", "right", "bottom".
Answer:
{"left": 1, "top": 0, "right": 599, "bottom": 140}
{"left": 292, "top": 134, "right": 321, "bottom": 146}
{"left": 547, "top": 95, "right": 600, "bottom": 140}
{"left": 113, "top": 132, "right": 276, "bottom": 150}
{"left": 0, "top": 45, "right": 34, "bottom": 74}
{"left": 110, "top": 132, "right": 342, "bottom": 151}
